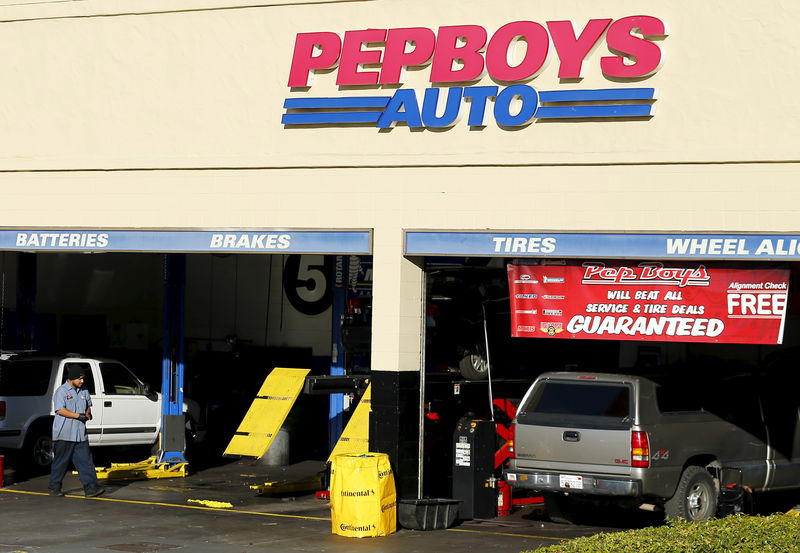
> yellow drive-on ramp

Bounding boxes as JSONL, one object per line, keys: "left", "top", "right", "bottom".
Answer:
{"left": 224, "top": 367, "right": 310, "bottom": 458}
{"left": 327, "top": 384, "right": 371, "bottom": 462}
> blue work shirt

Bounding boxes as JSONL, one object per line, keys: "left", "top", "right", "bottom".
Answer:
{"left": 52, "top": 381, "right": 92, "bottom": 442}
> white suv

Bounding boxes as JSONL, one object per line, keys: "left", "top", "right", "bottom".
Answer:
{"left": 0, "top": 352, "right": 201, "bottom": 469}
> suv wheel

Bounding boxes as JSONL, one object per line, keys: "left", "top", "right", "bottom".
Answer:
{"left": 665, "top": 466, "right": 718, "bottom": 521}
{"left": 25, "top": 424, "right": 55, "bottom": 470}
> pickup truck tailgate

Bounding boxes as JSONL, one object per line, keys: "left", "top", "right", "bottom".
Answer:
{"left": 515, "top": 424, "right": 632, "bottom": 470}
{"left": 514, "top": 378, "right": 634, "bottom": 473}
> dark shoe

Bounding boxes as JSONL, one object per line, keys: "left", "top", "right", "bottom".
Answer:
{"left": 84, "top": 486, "right": 105, "bottom": 498}
{"left": 48, "top": 488, "right": 65, "bottom": 497}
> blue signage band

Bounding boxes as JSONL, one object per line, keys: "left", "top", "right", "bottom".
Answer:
{"left": 282, "top": 87, "right": 655, "bottom": 127}
{"left": 404, "top": 232, "right": 800, "bottom": 260}
{"left": 1, "top": 229, "right": 372, "bottom": 254}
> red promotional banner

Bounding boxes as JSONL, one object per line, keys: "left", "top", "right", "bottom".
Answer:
{"left": 508, "top": 261, "right": 790, "bottom": 344}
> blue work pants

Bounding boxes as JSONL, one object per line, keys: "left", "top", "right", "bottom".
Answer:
{"left": 48, "top": 440, "right": 99, "bottom": 491}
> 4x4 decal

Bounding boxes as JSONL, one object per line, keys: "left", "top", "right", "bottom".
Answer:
{"left": 651, "top": 449, "right": 670, "bottom": 461}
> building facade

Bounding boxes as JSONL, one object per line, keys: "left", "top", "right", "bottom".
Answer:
{"left": 1, "top": 0, "right": 799, "bottom": 496}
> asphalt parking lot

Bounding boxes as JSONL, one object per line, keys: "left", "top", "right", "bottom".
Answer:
{"left": 0, "top": 454, "right": 626, "bottom": 553}
{"left": 2, "top": 453, "right": 799, "bottom": 553}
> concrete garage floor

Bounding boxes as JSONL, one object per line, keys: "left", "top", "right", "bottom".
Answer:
{"left": 0, "top": 458, "right": 624, "bottom": 553}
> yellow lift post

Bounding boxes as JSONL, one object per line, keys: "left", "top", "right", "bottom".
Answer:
{"left": 327, "top": 383, "right": 371, "bottom": 462}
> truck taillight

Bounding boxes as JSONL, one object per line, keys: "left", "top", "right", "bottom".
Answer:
{"left": 0, "top": 401, "right": 5, "bottom": 418}
{"left": 507, "top": 438, "right": 515, "bottom": 456}
{"left": 631, "top": 431, "right": 650, "bottom": 468}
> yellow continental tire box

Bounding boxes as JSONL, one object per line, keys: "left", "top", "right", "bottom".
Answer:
{"left": 330, "top": 452, "right": 397, "bottom": 537}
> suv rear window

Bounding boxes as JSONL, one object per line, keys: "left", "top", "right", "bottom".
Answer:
{"left": 517, "top": 380, "right": 632, "bottom": 429}
{"left": 0, "top": 360, "right": 53, "bottom": 396}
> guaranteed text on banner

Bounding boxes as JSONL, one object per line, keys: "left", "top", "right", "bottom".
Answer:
{"left": 507, "top": 261, "right": 790, "bottom": 344}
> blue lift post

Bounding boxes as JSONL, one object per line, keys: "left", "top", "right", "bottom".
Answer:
{"left": 327, "top": 255, "right": 373, "bottom": 451}
{"left": 160, "top": 253, "right": 187, "bottom": 464}
{"left": 329, "top": 256, "right": 346, "bottom": 452}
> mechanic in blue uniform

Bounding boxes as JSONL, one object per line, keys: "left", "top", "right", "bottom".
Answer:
{"left": 48, "top": 364, "right": 105, "bottom": 497}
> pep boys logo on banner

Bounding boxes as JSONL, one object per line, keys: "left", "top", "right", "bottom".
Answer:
{"left": 283, "top": 17, "right": 668, "bottom": 129}
{"left": 507, "top": 261, "right": 790, "bottom": 344}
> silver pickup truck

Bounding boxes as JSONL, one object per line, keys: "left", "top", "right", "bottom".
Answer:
{"left": 505, "top": 370, "right": 800, "bottom": 521}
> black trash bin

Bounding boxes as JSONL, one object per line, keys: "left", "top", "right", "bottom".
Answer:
{"left": 398, "top": 498, "right": 461, "bottom": 530}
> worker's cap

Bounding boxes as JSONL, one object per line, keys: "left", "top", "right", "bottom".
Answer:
{"left": 66, "top": 364, "right": 86, "bottom": 381}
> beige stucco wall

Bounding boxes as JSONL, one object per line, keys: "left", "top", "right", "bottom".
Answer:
{"left": 0, "top": 164, "right": 797, "bottom": 230}
{"left": 0, "top": 0, "right": 798, "bottom": 169}
{"left": 0, "top": 0, "right": 798, "bottom": 372}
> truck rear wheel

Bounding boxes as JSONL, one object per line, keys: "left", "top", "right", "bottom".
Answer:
{"left": 664, "top": 466, "right": 717, "bottom": 521}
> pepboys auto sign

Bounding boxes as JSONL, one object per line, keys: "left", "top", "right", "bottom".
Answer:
{"left": 282, "top": 17, "right": 668, "bottom": 128}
